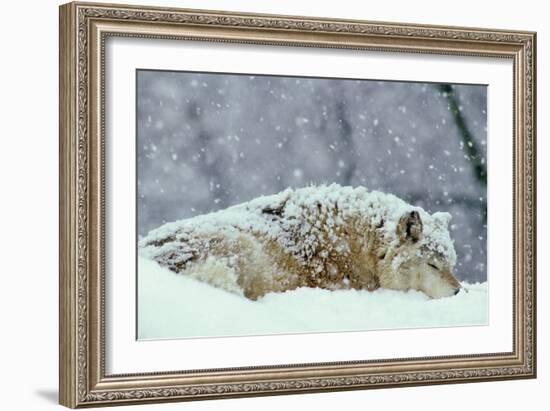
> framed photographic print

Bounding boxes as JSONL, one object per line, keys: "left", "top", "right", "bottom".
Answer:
{"left": 59, "top": 1, "right": 537, "bottom": 408}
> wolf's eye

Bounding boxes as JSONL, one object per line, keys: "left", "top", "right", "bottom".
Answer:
{"left": 428, "top": 263, "right": 438, "bottom": 270}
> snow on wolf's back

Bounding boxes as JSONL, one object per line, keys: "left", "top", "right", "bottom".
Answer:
{"left": 139, "top": 184, "right": 461, "bottom": 300}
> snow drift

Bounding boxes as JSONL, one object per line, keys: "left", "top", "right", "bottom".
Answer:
{"left": 138, "top": 257, "right": 488, "bottom": 340}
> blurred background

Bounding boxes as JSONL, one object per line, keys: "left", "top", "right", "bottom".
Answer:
{"left": 136, "top": 70, "right": 487, "bottom": 283}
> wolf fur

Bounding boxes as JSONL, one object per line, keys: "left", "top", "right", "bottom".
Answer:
{"left": 139, "top": 184, "right": 461, "bottom": 300}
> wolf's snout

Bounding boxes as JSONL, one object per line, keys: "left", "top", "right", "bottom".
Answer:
{"left": 454, "top": 288, "right": 460, "bottom": 295}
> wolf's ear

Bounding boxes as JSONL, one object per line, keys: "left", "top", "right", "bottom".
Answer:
{"left": 397, "top": 210, "right": 423, "bottom": 243}
{"left": 433, "top": 211, "right": 452, "bottom": 228}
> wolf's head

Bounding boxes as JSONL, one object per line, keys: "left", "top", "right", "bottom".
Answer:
{"left": 376, "top": 210, "right": 461, "bottom": 299}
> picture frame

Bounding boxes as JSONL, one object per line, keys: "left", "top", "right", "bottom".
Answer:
{"left": 59, "top": 1, "right": 536, "bottom": 408}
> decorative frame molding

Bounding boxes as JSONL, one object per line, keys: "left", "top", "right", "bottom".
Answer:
{"left": 59, "top": 1, "right": 536, "bottom": 408}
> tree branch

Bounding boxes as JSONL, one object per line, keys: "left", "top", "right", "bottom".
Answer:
{"left": 437, "top": 84, "right": 487, "bottom": 187}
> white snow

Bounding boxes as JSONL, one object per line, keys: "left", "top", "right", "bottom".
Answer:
{"left": 138, "top": 257, "right": 487, "bottom": 340}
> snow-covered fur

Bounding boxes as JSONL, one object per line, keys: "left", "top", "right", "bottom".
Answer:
{"left": 139, "top": 184, "right": 461, "bottom": 300}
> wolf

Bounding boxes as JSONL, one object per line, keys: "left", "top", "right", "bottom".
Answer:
{"left": 139, "top": 184, "right": 462, "bottom": 300}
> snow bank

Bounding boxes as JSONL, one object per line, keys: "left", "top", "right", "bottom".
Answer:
{"left": 138, "top": 257, "right": 487, "bottom": 340}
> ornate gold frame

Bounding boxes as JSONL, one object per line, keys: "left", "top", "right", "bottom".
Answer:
{"left": 59, "top": 1, "right": 536, "bottom": 408}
